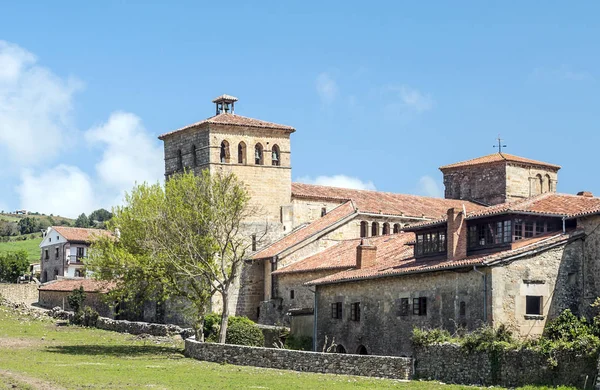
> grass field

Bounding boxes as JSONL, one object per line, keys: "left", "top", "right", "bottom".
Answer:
{"left": 0, "top": 237, "right": 42, "bottom": 263}
{"left": 0, "top": 305, "right": 578, "bottom": 390}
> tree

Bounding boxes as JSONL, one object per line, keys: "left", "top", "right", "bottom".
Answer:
{"left": 17, "top": 217, "right": 38, "bottom": 235}
{"left": 67, "top": 286, "right": 86, "bottom": 313}
{"left": 87, "top": 170, "right": 260, "bottom": 342}
{"left": 0, "top": 250, "right": 29, "bottom": 282}
{"left": 74, "top": 213, "right": 90, "bottom": 228}
{"left": 89, "top": 208, "right": 113, "bottom": 223}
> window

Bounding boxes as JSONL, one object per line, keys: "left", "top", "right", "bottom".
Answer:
{"left": 191, "top": 145, "right": 197, "bottom": 167}
{"left": 524, "top": 221, "right": 534, "bottom": 238}
{"left": 56, "top": 236, "right": 59, "bottom": 241}
{"left": 331, "top": 302, "right": 343, "bottom": 319}
{"left": 49, "top": 237, "right": 51, "bottom": 242}
{"left": 177, "top": 150, "right": 183, "bottom": 171}
{"left": 545, "top": 174, "right": 552, "bottom": 192}
{"left": 335, "top": 345, "right": 346, "bottom": 354}
{"left": 526, "top": 296, "right": 543, "bottom": 315}
{"left": 459, "top": 301, "right": 466, "bottom": 316}
{"left": 251, "top": 234, "right": 257, "bottom": 252}
{"left": 254, "top": 144, "right": 264, "bottom": 165}
{"left": 77, "top": 247, "right": 84, "bottom": 259}
{"left": 415, "top": 230, "right": 446, "bottom": 257}
{"left": 271, "top": 144, "right": 280, "bottom": 166}
{"left": 413, "top": 297, "right": 427, "bottom": 316}
{"left": 290, "top": 290, "right": 295, "bottom": 300}
{"left": 321, "top": 207, "right": 327, "bottom": 217}
{"left": 382, "top": 223, "right": 390, "bottom": 235}
{"left": 55, "top": 247, "right": 59, "bottom": 259}
{"left": 220, "top": 140, "right": 230, "bottom": 163}
{"left": 44, "top": 249, "right": 49, "bottom": 260}
{"left": 360, "top": 221, "right": 368, "bottom": 238}
{"left": 350, "top": 302, "right": 361, "bottom": 321}
{"left": 468, "top": 220, "right": 512, "bottom": 250}
{"left": 371, "top": 222, "right": 379, "bottom": 236}
{"left": 238, "top": 142, "right": 246, "bottom": 164}
{"left": 393, "top": 223, "right": 400, "bottom": 234}
{"left": 398, "top": 298, "right": 409, "bottom": 316}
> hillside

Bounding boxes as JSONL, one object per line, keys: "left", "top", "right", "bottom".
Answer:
{"left": 0, "top": 237, "right": 42, "bottom": 263}
{"left": 0, "top": 212, "right": 75, "bottom": 225}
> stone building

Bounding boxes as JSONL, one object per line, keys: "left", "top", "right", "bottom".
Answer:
{"left": 159, "top": 94, "right": 600, "bottom": 356}
{"left": 39, "top": 226, "right": 112, "bottom": 283}
{"left": 38, "top": 278, "right": 115, "bottom": 317}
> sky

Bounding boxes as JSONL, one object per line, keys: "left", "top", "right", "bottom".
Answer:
{"left": 1, "top": 2, "right": 599, "bottom": 218}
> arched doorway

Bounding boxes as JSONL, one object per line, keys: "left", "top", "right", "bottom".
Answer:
{"left": 356, "top": 345, "right": 368, "bottom": 355}
{"left": 335, "top": 344, "right": 346, "bottom": 354}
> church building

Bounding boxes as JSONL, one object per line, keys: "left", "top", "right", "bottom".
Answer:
{"left": 159, "top": 95, "right": 600, "bottom": 356}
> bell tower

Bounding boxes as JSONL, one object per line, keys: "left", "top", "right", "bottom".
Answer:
{"left": 213, "top": 94, "right": 237, "bottom": 115}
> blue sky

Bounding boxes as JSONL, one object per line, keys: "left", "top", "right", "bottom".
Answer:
{"left": 1, "top": 2, "right": 599, "bottom": 217}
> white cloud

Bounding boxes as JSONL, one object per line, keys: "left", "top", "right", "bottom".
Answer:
{"left": 0, "top": 40, "right": 83, "bottom": 167}
{"left": 296, "top": 175, "right": 376, "bottom": 191}
{"left": 316, "top": 73, "right": 338, "bottom": 104}
{"left": 85, "top": 111, "right": 164, "bottom": 198}
{"left": 532, "top": 66, "right": 594, "bottom": 82}
{"left": 397, "top": 86, "right": 434, "bottom": 113}
{"left": 17, "top": 165, "right": 97, "bottom": 218}
{"left": 416, "top": 175, "right": 443, "bottom": 198}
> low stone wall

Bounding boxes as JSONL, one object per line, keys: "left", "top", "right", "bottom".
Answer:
{"left": 184, "top": 338, "right": 413, "bottom": 380}
{"left": 0, "top": 283, "right": 38, "bottom": 305}
{"left": 415, "top": 344, "right": 598, "bottom": 389}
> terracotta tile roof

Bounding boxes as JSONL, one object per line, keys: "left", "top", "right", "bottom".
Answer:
{"left": 307, "top": 231, "right": 581, "bottom": 286}
{"left": 158, "top": 113, "right": 295, "bottom": 139}
{"left": 407, "top": 193, "right": 600, "bottom": 231}
{"left": 439, "top": 153, "right": 561, "bottom": 170}
{"left": 53, "top": 226, "right": 112, "bottom": 244}
{"left": 212, "top": 94, "right": 238, "bottom": 102}
{"left": 251, "top": 201, "right": 357, "bottom": 260}
{"left": 273, "top": 232, "right": 415, "bottom": 275}
{"left": 39, "top": 278, "right": 115, "bottom": 293}
{"left": 291, "top": 183, "right": 485, "bottom": 220}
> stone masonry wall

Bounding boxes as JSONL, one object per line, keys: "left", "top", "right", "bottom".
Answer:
{"left": 0, "top": 283, "right": 38, "bottom": 305}
{"left": 443, "top": 163, "right": 507, "bottom": 205}
{"left": 39, "top": 290, "right": 113, "bottom": 318}
{"left": 316, "top": 268, "right": 488, "bottom": 357}
{"left": 40, "top": 243, "right": 65, "bottom": 282}
{"left": 505, "top": 164, "right": 558, "bottom": 201}
{"left": 415, "top": 343, "right": 598, "bottom": 388}
{"left": 580, "top": 215, "right": 600, "bottom": 319}
{"left": 184, "top": 338, "right": 413, "bottom": 380}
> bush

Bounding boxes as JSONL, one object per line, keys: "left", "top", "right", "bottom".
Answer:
{"left": 81, "top": 306, "right": 99, "bottom": 327}
{"left": 225, "top": 318, "right": 264, "bottom": 347}
{"left": 411, "top": 327, "right": 452, "bottom": 347}
{"left": 67, "top": 286, "right": 86, "bottom": 314}
{"left": 284, "top": 334, "right": 313, "bottom": 351}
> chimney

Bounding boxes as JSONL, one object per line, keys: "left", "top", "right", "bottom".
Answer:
{"left": 577, "top": 191, "right": 593, "bottom": 197}
{"left": 356, "top": 239, "right": 377, "bottom": 269}
{"left": 447, "top": 207, "right": 467, "bottom": 261}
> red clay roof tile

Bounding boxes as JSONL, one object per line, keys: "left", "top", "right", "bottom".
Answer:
{"left": 39, "top": 278, "right": 115, "bottom": 293}
{"left": 439, "top": 153, "right": 561, "bottom": 170}
{"left": 53, "top": 226, "right": 112, "bottom": 244}
{"left": 291, "top": 183, "right": 485, "bottom": 220}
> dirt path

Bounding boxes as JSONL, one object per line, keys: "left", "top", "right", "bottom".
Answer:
{"left": 0, "top": 370, "right": 66, "bottom": 390}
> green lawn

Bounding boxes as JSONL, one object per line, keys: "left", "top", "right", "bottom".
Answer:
{"left": 0, "top": 237, "right": 42, "bottom": 263}
{"left": 0, "top": 306, "right": 578, "bottom": 390}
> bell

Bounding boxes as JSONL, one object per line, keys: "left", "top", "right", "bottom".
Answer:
{"left": 255, "top": 149, "right": 260, "bottom": 160}
{"left": 272, "top": 151, "right": 278, "bottom": 161}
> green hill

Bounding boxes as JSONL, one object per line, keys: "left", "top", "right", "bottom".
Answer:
{"left": 0, "top": 237, "right": 42, "bottom": 263}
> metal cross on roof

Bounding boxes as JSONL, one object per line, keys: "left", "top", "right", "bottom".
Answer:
{"left": 493, "top": 135, "right": 507, "bottom": 153}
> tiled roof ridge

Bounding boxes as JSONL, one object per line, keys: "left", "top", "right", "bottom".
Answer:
{"left": 159, "top": 112, "right": 295, "bottom": 139}
{"left": 439, "top": 152, "right": 561, "bottom": 170}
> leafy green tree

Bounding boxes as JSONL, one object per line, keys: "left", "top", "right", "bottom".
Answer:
{"left": 0, "top": 250, "right": 29, "bottom": 282}
{"left": 17, "top": 217, "right": 38, "bottom": 235}
{"left": 74, "top": 213, "right": 90, "bottom": 228}
{"left": 87, "top": 170, "right": 260, "bottom": 342}
{"left": 67, "top": 286, "right": 86, "bottom": 313}
{"left": 89, "top": 209, "right": 113, "bottom": 223}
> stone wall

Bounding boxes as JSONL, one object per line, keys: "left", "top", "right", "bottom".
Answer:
{"left": 39, "top": 290, "right": 114, "bottom": 318}
{"left": 580, "top": 215, "right": 600, "bottom": 319}
{"left": 415, "top": 343, "right": 598, "bottom": 389}
{"left": 184, "top": 338, "right": 413, "bottom": 380}
{"left": 506, "top": 164, "right": 558, "bottom": 200}
{"left": 0, "top": 283, "right": 38, "bottom": 305}
{"left": 40, "top": 242, "right": 64, "bottom": 282}
{"left": 315, "top": 267, "right": 488, "bottom": 357}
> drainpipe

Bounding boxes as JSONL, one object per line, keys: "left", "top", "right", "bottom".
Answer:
{"left": 473, "top": 266, "right": 487, "bottom": 323}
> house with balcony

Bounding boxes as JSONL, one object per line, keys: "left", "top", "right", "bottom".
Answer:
{"left": 39, "top": 226, "right": 111, "bottom": 282}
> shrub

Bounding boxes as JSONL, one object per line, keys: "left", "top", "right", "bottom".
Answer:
{"left": 411, "top": 327, "right": 452, "bottom": 347}
{"left": 67, "top": 286, "right": 86, "bottom": 314}
{"left": 284, "top": 334, "right": 313, "bottom": 351}
{"left": 225, "top": 318, "right": 264, "bottom": 347}
{"left": 81, "top": 306, "right": 99, "bottom": 327}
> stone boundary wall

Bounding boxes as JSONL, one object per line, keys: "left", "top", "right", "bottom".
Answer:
{"left": 415, "top": 344, "right": 599, "bottom": 389}
{"left": 184, "top": 338, "right": 413, "bottom": 380}
{"left": 0, "top": 283, "right": 38, "bottom": 305}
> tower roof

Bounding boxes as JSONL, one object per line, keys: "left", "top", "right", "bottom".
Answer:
{"left": 212, "top": 94, "right": 238, "bottom": 103}
{"left": 439, "top": 153, "right": 561, "bottom": 171}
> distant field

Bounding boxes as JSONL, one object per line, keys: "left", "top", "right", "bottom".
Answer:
{"left": 0, "top": 238, "right": 41, "bottom": 263}
{"left": 0, "top": 213, "right": 75, "bottom": 225}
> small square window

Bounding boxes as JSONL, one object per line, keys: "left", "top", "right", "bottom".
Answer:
{"left": 321, "top": 208, "right": 327, "bottom": 217}
{"left": 526, "top": 296, "right": 543, "bottom": 315}
{"left": 331, "top": 302, "right": 342, "bottom": 319}
{"left": 55, "top": 247, "right": 59, "bottom": 259}
{"left": 459, "top": 301, "right": 466, "bottom": 316}
{"left": 398, "top": 298, "right": 409, "bottom": 316}
{"left": 413, "top": 297, "right": 427, "bottom": 316}
{"left": 350, "top": 302, "right": 360, "bottom": 321}
{"left": 290, "top": 290, "right": 295, "bottom": 300}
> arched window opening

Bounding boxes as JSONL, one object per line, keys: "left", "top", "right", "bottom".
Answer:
{"left": 360, "top": 221, "right": 368, "bottom": 238}
{"left": 335, "top": 345, "right": 347, "bottom": 354}
{"left": 371, "top": 222, "right": 379, "bottom": 237}
{"left": 238, "top": 142, "right": 246, "bottom": 164}
{"left": 176, "top": 150, "right": 183, "bottom": 171}
{"left": 536, "top": 174, "right": 543, "bottom": 195}
{"left": 220, "top": 140, "right": 230, "bottom": 163}
{"left": 356, "top": 345, "right": 368, "bottom": 355}
{"left": 271, "top": 144, "right": 281, "bottom": 166}
{"left": 545, "top": 174, "right": 552, "bottom": 193}
{"left": 191, "top": 145, "right": 197, "bottom": 167}
{"left": 254, "top": 143, "right": 264, "bottom": 165}
{"left": 393, "top": 223, "right": 401, "bottom": 234}
{"left": 382, "top": 223, "right": 390, "bottom": 235}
